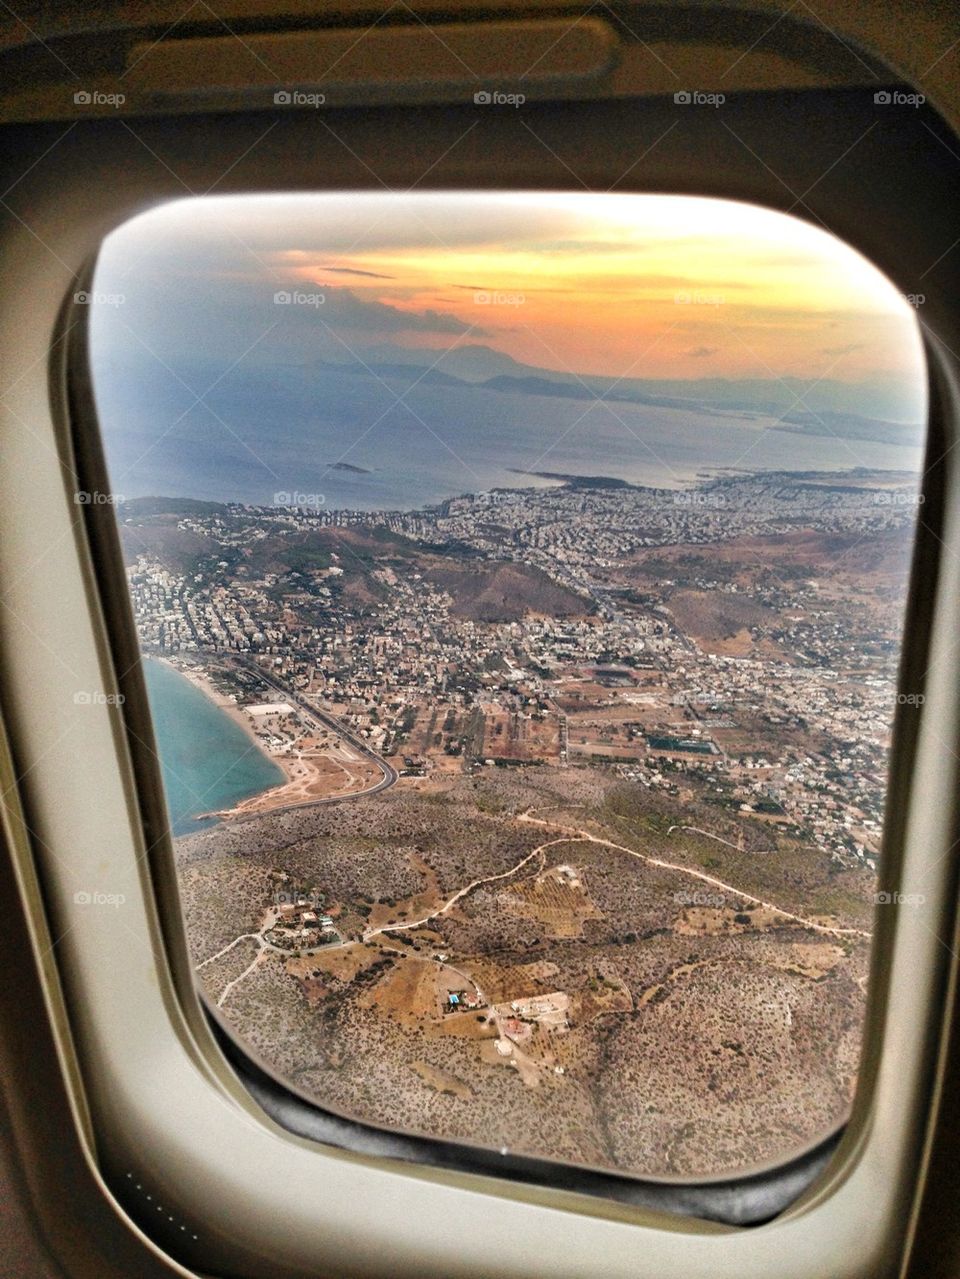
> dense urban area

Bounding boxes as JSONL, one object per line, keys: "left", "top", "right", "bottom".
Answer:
{"left": 122, "top": 466, "right": 919, "bottom": 1176}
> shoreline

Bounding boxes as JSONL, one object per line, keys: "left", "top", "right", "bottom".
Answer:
{"left": 151, "top": 654, "right": 276, "bottom": 758}
{"left": 147, "top": 654, "right": 385, "bottom": 823}
{"left": 148, "top": 654, "right": 293, "bottom": 810}
{"left": 120, "top": 461, "right": 924, "bottom": 521}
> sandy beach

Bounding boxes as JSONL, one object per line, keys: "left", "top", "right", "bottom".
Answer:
{"left": 156, "top": 655, "right": 383, "bottom": 820}
{"left": 218, "top": 746, "right": 382, "bottom": 818}
{"left": 156, "top": 655, "right": 265, "bottom": 748}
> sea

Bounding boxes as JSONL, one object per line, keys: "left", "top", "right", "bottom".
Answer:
{"left": 93, "top": 361, "right": 925, "bottom": 513}
{"left": 116, "top": 369, "right": 924, "bottom": 833}
{"left": 143, "top": 657, "right": 284, "bottom": 836}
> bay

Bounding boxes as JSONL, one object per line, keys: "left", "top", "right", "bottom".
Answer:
{"left": 94, "top": 362, "right": 924, "bottom": 513}
{"left": 142, "top": 657, "right": 284, "bottom": 836}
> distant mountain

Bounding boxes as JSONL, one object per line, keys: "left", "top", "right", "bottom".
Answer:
{"left": 483, "top": 374, "right": 598, "bottom": 401}
{"left": 358, "top": 341, "right": 527, "bottom": 382}
{"left": 775, "top": 409, "right": 919, "bottom": 446}
{"left": 482, "top": 373, "right": 720, "bottom": 415}
{"left": 310, "top": 356, "right": 466, "bottom": 388}
{"left": 299, "top": 344, "right": 922, "bottom": 446}
{"left": 118, "top": 496, "right": 229, "bottom": 518}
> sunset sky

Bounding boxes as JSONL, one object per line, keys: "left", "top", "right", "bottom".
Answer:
{"left": 98, "top": 191, "right": 924, "bottom": 397}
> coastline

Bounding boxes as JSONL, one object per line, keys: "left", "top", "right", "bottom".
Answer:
{"left": 149, "top": 654, "right": 294, "bottom": 809}
{"left": 148, "top": 654, "right": 384, "bottom": 822}
{"left": 152, "top": 654, "right": 273, "bottom": 756}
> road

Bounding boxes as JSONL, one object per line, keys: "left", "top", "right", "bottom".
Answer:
{"left": 199, "top": 801, "right": 871, "bottom": 1011}
{"left": 198, "top": 913, "right": 350, "bottom": 1005}
{"left": 363, "top": 840, "right": 554, "bottom": 941}
{"left": 667, "top": 824, "right": 777, "bottom": 855}
{"left": 518, "top": 809, "right": 872, "bottom": 939}
{"left": 220, "top": 656, "right": 398, "bottom": 817}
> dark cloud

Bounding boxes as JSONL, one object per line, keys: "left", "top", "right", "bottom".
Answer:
{"left": 818, "top": 343, "right": 863, "bottom": 356}
{"left": 318, "top": 288, "right": 482, "bottom": 335}
{"left": 685, "top": 346, "right": 718, "bottom": 358}
{"left": 322, "top": 265, "right": 395, "bottom": 279}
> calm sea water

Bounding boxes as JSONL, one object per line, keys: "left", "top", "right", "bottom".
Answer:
{"left": 120, "top": 367, "right": 923, "bottom": 826}
{"left": 143, "top": 657, "right": 284, "bottom": 836}
{"left": 93, "top": 361, "right": 925, "bottom": 512}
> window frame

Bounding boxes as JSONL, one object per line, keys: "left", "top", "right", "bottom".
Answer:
{"left": 1, "top": 76, "right": 958, "bottom": 1279}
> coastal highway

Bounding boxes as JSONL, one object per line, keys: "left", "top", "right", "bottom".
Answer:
{"left": 231, "top": 656, "right": 399, "bottom": 807}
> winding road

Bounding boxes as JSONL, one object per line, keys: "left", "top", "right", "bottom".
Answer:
{"left": 198, "top": 801, "right": 871, "bottom": 1007}
{"left": 212, "top": 657, "right": 399, "bottom": 823}
{"left": 519, "top": 809, "right": 872, "bottom": 939}
{"left": 363, "top": 841, "right": 555, "bottom": 941}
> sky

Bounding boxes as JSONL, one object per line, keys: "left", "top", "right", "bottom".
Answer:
{"left": 93, "top": 191, "right": 925, "bottom": 402}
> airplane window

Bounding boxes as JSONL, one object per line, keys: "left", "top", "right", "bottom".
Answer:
{"left": 87, "top": 192, "right": 926, "bottom": 1180}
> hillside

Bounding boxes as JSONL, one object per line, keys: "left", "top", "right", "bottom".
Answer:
{"left": 424, "top": 561, "right": 592, "bottom": 622}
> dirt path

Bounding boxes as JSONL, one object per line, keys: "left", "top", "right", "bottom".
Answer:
{"left": 217, "top": 948, "right": 269, "bottom": 1007}
{"left": 196, "top": 933, "right": 262, "bottom": 969}
{"left": 198, "top": 804, "right": 870, "bottom": 1010}
{"left": 362, "top": 839, "right": 559, "bottom": 941}
{"left": 667, "top": 824, "right": 776, "bottom": 856}
{"left": 197, "top": 908, "right": 354, "bottom": 1004}
{"left": 519, "top": 810, "right": 872, "bottom": 940}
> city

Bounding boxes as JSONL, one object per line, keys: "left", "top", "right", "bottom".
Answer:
{"left": 127, "top": 468, "right": 917, "bottom": 867}
{"left": 118, "top": 465, "right": 918, "bottom": 1177}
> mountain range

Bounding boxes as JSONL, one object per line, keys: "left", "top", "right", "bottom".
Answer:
{"left": 295, "top": 342, "right": 922, "bottom": 445}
